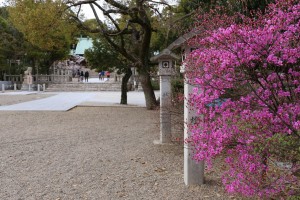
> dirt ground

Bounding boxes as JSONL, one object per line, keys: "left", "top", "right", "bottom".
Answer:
{"left": 0, "top": 94, "right": 248, "bottom": 200}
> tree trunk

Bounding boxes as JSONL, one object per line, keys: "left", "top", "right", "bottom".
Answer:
{"left": 139, "top": 69, "right": 158, "bottom": 110}
{"left": 120, "top": 68, "right": 132, "bottom": 105}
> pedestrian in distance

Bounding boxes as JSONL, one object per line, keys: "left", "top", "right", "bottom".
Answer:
{"left": 80, "top": 71, "right": 84, "bottom": 82}
{"left": 84, "top": 71, "right": 89, "bottom": 82}
{"left": 106, "top": 71, "right": 110, "bottom": 80}
{"left": 101, "top": 70, "right": 105, "bottom": 80}
{"left": 77, "top": 69, "right": 80, "bottom": 82}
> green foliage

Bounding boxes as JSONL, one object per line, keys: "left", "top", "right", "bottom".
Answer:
{"left": 150, "top": 10, "right": 181, "bottom": 51}
{"left": 0, "top": 7, "right": 27, "bottom": 75}
{"left": 84, "top": 37, "right": 129, "bottom": 73}
{"left": 170, "top": 0, "right": 274, "bottom": 35}
{"left": 267, "top": 133, "right": 300, "bottom": 163}
{"left": 171, "top": 77, "right": 184, "bottom": 95}
{"left": 288, "top": 195, "right": 300, "bottom": 200}
{"left": 5, "top": 0, "right": 80, "bottom": 75}
{"left": 151, "top": 79, "right": 159, "bottom": 90}
{"left": 8, "top": 0, "right": 76, "bottom": 55}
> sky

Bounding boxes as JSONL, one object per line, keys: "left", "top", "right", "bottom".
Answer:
{"left": 0, "top": 0, "right": 178, "bottom": 20}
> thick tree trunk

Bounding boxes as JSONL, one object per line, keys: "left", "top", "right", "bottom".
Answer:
{"left": 139, "top": 69, "right": 158, "bottom": 110}
{"left": 120, "top": 68, "right": 132, "bottom": 105}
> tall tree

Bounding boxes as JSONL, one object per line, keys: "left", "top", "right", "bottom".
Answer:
{"left": 67, "top": 0, "right": 175, "bottom": 109}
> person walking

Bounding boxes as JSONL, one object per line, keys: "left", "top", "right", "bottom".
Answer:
{"left": 101, "top": 70, "right": 105, "bottom": 80}
{"left": 106, "top": 71, "right": 110, "bottom": 80}
{"left": 80, "top": 71, "right": 84, "bottom": 82}
{"left": 84, "top": 71, "right": 89, "bottom": 82}
{"left": 77, "top": 69, "right": 80, "bottom": 82}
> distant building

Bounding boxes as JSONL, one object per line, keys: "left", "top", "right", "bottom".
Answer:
{"left": 70, "top": 37, "right": 93, "bottom": 64}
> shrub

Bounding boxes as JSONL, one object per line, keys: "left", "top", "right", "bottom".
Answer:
{"left": 185, "top": 0, "right": 300, "bottom": 198}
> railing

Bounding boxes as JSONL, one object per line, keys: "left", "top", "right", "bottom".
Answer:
{"left": 3, "top": 74, "right": 72, "bottom": 84}
{"left": 3, "top": 74, "right": 23, "bottom": 83}
{"left": 33, "top": 75, "right": 72, "bottom": 83}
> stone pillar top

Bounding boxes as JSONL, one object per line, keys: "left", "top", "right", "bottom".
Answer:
{"left": 150, "top": 49, "right": 180, "bottom": 76}
{"left": 150, "top": 49, "right": 180, "bottom": 62}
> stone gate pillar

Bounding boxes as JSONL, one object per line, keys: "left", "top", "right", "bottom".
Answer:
{"left": 181, "top": 47, "right": 204, "bottom": 185}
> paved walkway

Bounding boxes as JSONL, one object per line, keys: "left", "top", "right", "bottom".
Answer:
{"left": 0, "top": 91, "right": 159, "bottom": 111}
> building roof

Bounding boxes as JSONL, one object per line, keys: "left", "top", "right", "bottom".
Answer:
{"left": 74, "top": 37, "right": 93, "bottom": 55}
{"left": 166, "top": 30, "right": 199, "bottom": 51}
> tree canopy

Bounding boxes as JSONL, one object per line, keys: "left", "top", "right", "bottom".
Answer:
{"left": 8, "top": 0, "right": 76, "bottom": 55}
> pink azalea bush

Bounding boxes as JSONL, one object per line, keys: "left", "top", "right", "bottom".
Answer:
{"left": 185, "top": 0, "right": 300, "bottom": 198}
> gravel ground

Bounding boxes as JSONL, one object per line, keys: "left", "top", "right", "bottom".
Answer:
{"left": 0, "top": 94, "right": 246, "bottom": 200}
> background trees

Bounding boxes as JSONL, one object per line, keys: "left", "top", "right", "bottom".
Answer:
{"left": 185, "top": 0, "right": 300, "bottom": 198}
{"left": 9, "top": 0, "right": 75, "bottom": 53}
{"left": 84, "top": 33, "right": 133, "bottom": 104}
{"left": 8, "top": 0, "right": 77, "bottom": 74}
{"left": 0, "top": 7, "right": 27, "bottom": 77}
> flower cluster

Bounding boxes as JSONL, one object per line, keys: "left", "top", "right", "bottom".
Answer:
{"left": 185, "top": 0, "right": 300, "bottom": 198}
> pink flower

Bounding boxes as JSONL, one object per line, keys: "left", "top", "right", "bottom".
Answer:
{"left": 185, "top": 0, "right": 300, "bottom": 198}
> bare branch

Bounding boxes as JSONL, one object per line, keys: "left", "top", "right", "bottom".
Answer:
{"left": 70, "top": 15, "right": 101, "bottom": 33}
{"left": 91, "top": 3, "right": 119, "bottom": 30}
{"left": 66, "top": 0, "right": 96, "bottom": 7}
{"left": 172, "top": 11, "right": 196, "bottom": 25}
{"left": 89, "top": 3, "right": 137, "bottom": 63}
{"left": 103, "top": 9, "right": 129, "bottom": 15}
{"left": 76, "top": 4, "right": 82, "bottom": 17}
{"left": 147, "top": 4, "right": 162, "bottom": 18}
{"left": 104, "top": 0, "right": 128, "bottom": 11}
{"left": 148, "top": 0, "right": 172, "bottom": 9}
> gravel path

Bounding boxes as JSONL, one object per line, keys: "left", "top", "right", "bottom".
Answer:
{"left": 0, "top": 94, "right": 243, "bottom": 200}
